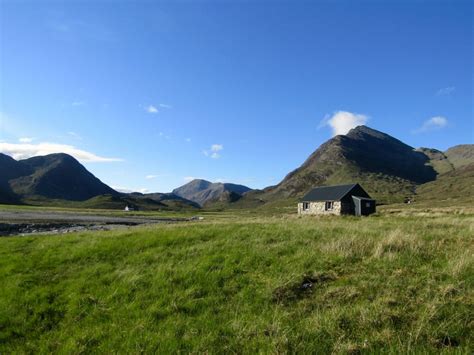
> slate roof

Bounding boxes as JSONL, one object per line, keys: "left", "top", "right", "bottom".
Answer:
{"left": 301, "top": 183, "right": 363, "bottom": 202}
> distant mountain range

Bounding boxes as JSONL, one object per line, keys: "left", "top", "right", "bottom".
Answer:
{"left": 172, "top": 179, "right": 252, "bottom": 207}
{"left": 0, "top": 125, "right": 472, "bottom": 209}
{"left": 0, "top": 153, "right": 198, "bottom": 210}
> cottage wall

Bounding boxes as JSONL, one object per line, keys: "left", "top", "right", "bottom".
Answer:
{"left": 297, "top": 201, "right": 342, "bottom": 215}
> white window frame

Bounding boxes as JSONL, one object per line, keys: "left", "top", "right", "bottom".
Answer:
{"left": 302, "top": 202, "right": 310, "bottom": 211}
{"left": 325, "top": 201, "right": 334, "bottom": 211}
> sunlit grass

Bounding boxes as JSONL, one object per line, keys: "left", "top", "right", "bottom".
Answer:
{"left": 0, "top": 208, "right": 472, "bottom": 353}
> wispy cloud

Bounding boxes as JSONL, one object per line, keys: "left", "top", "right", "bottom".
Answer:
{"left": 185, "top": 138, "right": 191, "bottom": 142}
{"left": 158, "top": 132, "right": 171, "bottom": 140}
{"left": 159, "top": 103, "right": 172, "bottom": 109}
{"left": 436, "top": 86, "right": 455, "bottom": 96}
{"left": 184, "top": 176, "right": 196, "bottom": 182}
{"left": 146, "top": 174, "right": 164, "bottom": 179}
{"left": 0, "top": 142, "right": 122, "bottom": 163}
{"left": 146, "top": 105, "right": 159, "bottom": 114}
{"left": 18, "top": 137, "right": 34, "bottom": 143}
{"left": 48, "top": 20, "right": 115, "bottom": 42}
{"left": 67, "top": 131, "right": 82, "bottom": 140}
{"left": 71, "top": 101, "right": 85, "bottom": 106}
{"left": 412, "top": 116, "right": 448, "bottom": 133}
{"left": 319, "top": 111, "right": 369, "bottom": 136}
{"left": 203, "top": 144, "right": 224, "bottom": 159}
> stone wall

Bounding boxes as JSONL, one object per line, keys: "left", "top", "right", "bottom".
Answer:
{"left": 297, "top": 201, "right": 342, "bottom": 215}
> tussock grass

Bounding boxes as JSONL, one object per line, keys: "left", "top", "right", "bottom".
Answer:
{"left": 0, "top": 208, "right": 473, "bottom": 353}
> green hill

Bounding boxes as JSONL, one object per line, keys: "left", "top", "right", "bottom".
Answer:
{"left": 416, "top": 163, "right": 474, "bottom": 205}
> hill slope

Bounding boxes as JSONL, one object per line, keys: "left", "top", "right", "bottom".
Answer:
{"left": 0, "top": 153, "right": 32, "bottom": 204}
{"left": 416, "top": 148, "right": 454, "bottom": 175}
{"left": 445, "top": 144, "right": 474, "bottom": 169}
{"left": 416, "top": 163, "right": 474, "bottom": 205}
{"left": 173, "top": 179, "right": 252, "bottom": 206}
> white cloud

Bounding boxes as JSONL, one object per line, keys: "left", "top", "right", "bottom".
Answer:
{"left": 0, "top": 142, "right": 122, "bottom": 163}
{"left": 185, "top": 138, "right": 191, "bottom": 142}
{"left": 72, "top": 101, "right": 85, "bottom": 106}
{"left": 211, "top": 144, "right": 223, "bottom": 152}
{"left": 113, "top": 186, "right": 133, "bottom": 193}
{"left": 113, "top": 186, "right": 149, "bottom": 194}
{"left": 436, "top": 86, "right": 455, "bottom": 96}
{"left": 159, "top": 103, "right": 172, "bottom": 109}
{"left": 184, "top": 176, "right": 196, "bottom": 182}
{"left": 146, "top": 105, "right": 158, "bottom": 114}
{"left": 146, "top": 175, "right": 159, "bottom": 179}
{"left": 413, "top": 116, "right": 448, "bottom": 133}
{"left": 319, "top": 111, "right": 369, "bottom": 136}
{"left": 203, "top": 144, "right": 224, "bottom": 159}
{"left": 19, "top": 137, "right": 33, "bottom": 143}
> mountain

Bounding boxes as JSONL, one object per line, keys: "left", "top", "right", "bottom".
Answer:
{"left": 0, "top": 153, "right": 119, "bottom": 205}
{"left": 241, "top": 126, "right": 440, "bottom": 205}
{"left": 172, "top": 179, "right": 252, "bottom": 206}
{"left": 445, "top": 145, "right": 474, "bottom": 169}
{"left": 7, "top": 153, "right": 118, "bottom": 201}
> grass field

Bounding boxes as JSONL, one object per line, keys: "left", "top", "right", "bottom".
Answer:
{"left": 0, "top": 206, "right": 473, "bottom": 353}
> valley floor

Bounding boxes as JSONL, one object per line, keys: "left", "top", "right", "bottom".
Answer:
{"left": 0, "top": 205, "right": 473, "bottom": 353}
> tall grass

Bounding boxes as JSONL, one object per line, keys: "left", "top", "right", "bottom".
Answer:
{"left": 0, "top": 209, "right": 472, "bottom": 353}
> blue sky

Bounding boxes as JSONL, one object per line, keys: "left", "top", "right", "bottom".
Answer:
{"left": 0, "top": 0, "right": 472, "bottom": 193}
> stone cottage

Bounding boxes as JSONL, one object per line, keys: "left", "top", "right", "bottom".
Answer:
{"left": 298, "top": 183, "right": 376, "bottom": 216}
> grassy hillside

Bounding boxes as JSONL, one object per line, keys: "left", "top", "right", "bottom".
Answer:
{"left": 445, "top": 145, "right": 474, "bottom": 169}
{"left": 417, "top": 148, "right": 454, "bottom": 175}
{"left": 416, "top": 163, "right": 474, "bottom": 205}
{"left": 1, "top": 208, "right": 472, "bottom": 353}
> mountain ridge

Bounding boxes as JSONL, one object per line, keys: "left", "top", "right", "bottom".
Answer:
{"left": 1, "top": 126, "right": 472, "bottom": 208}
{"left": 172, "top": 179, "right": 252, "bottom": 206}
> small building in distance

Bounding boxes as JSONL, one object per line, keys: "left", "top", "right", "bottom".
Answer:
{"left": 298, "top": 183, "right": 376, "bottom": 216}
